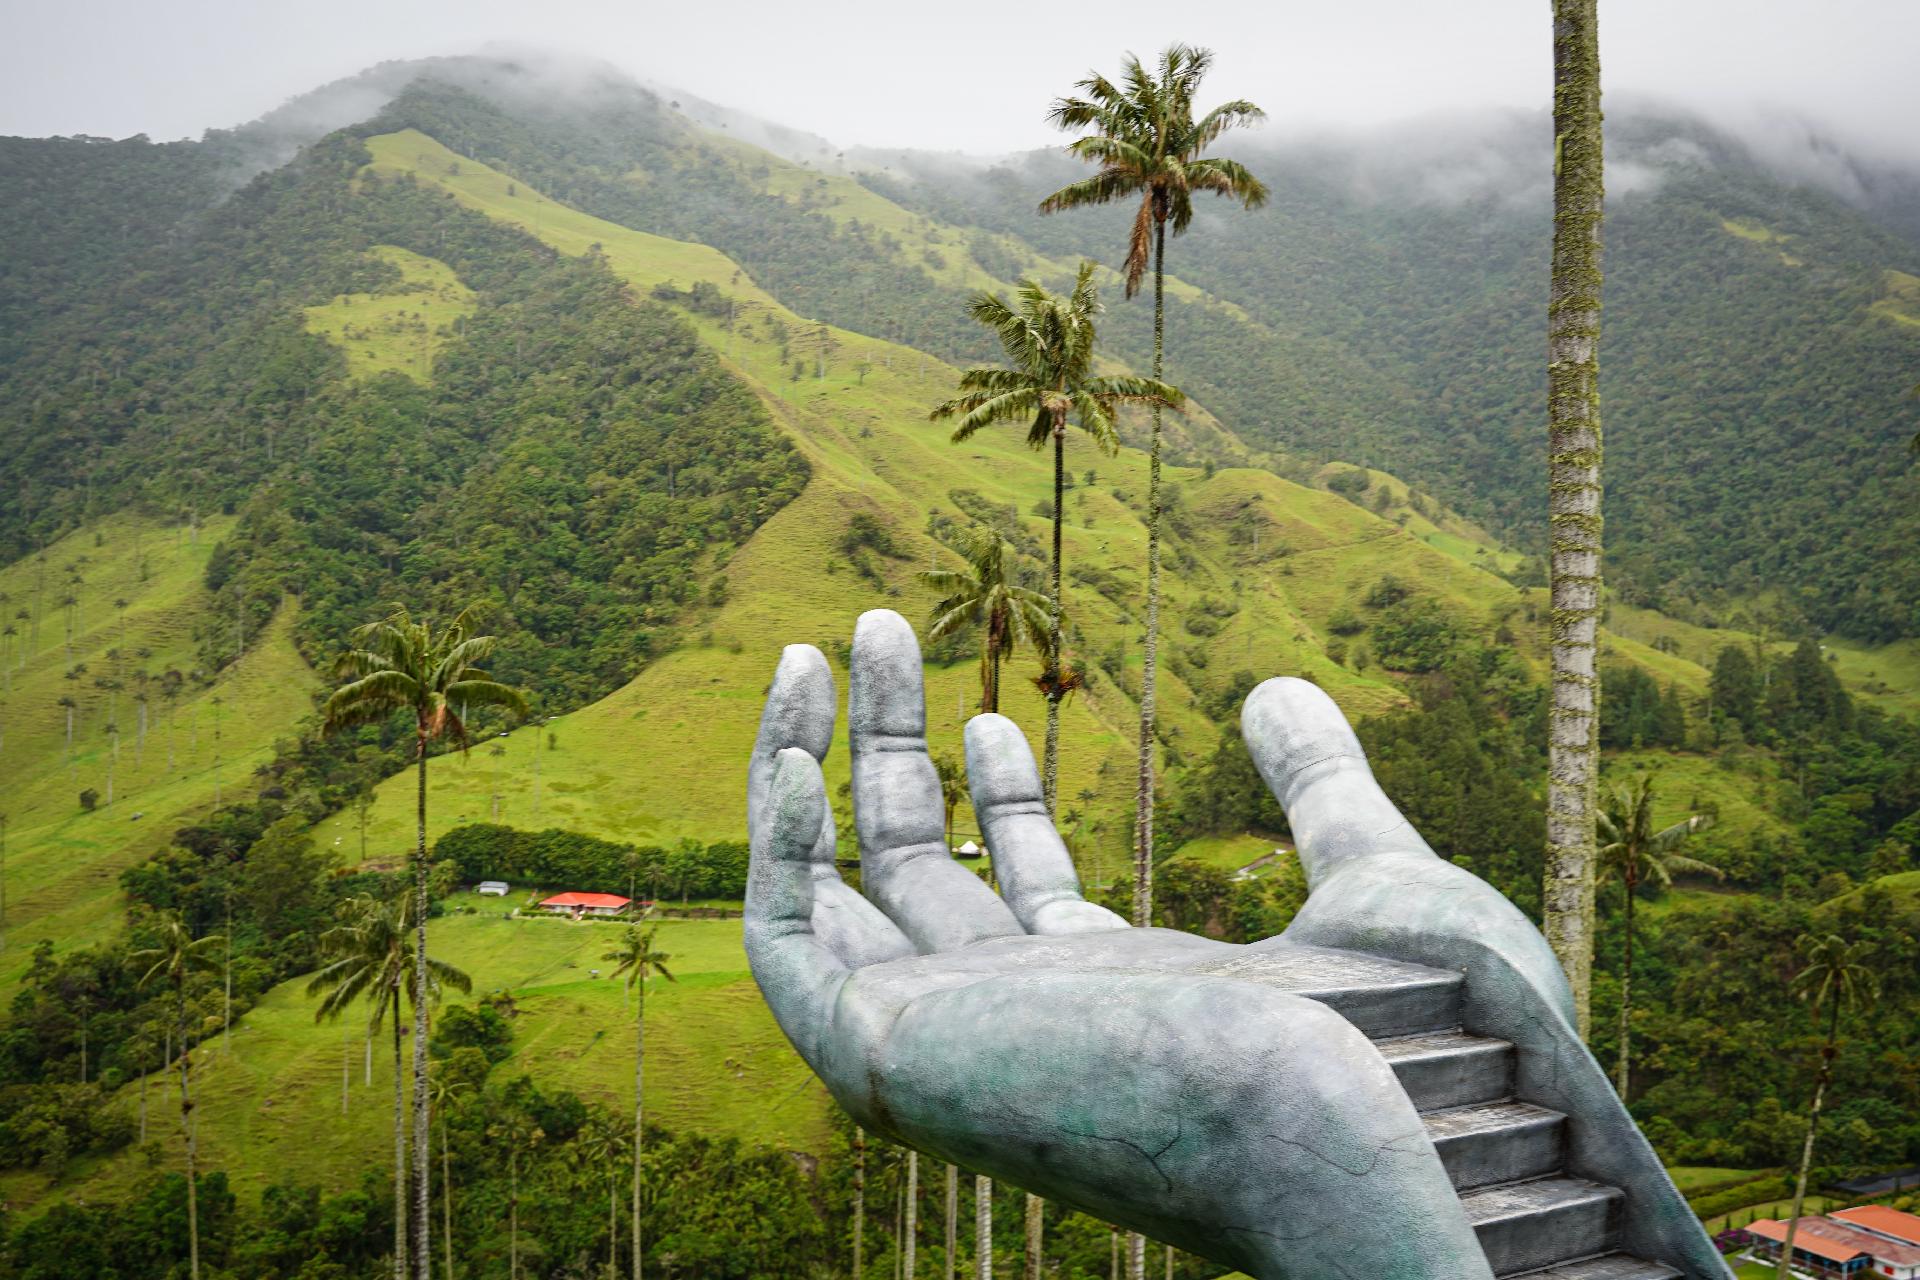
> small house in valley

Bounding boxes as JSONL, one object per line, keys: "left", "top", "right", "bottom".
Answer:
{"left": 476, "top": 881, "right": 510, "bottom": 897}
{"left": 538, "top": 891, "right": 632, "bottom": 919}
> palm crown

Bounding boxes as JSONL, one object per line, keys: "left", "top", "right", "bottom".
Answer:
{"left": 1039, "top": 44, "right": 1268, "bottom": 297}
{"left": 132, "top": 913, "right": 225, "bottom": 993}
{"left": 605, "top": 926, "right": 676, "bottom": 997}
{"left": 1596, "top": 776, "right": 1721, "bottom": 890}
{"left": 308, "top": 891, "right": 472, "bottom": 1029}
{"left": 930, "top": 261, "right": 1181, "bottom": 450}
{"left": 920, "top": 525, "right": 1052, "bottom": 714}
{"left": 322, "top": 603, "right": 528, "bottom": 750}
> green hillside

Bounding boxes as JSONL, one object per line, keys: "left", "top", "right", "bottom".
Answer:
{"left": 0, "top": 513, "right": 317, "bottom": 994}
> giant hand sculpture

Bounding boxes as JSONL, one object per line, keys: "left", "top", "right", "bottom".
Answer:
{"left": 745, "top": 611, "right": 1728, "bottom": 1280}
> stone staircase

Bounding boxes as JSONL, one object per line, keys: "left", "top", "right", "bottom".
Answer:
{"left": 1243, "top": 944, "right": 1687, "bottom": 1279}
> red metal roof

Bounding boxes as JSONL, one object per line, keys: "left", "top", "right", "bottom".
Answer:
{"left": 539, "top": 892, "right": 631, "bottom": 909}
{"left": 1834, "top": 1205, "right": 1920, "bottom": 1247}
{"left": 1747, "top": 1217, "right": 1920, "bottom": 1267}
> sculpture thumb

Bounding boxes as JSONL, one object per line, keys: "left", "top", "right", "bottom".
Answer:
{"left": 1240, "top": 676, "right": 1436, "bottom": 887}
{"left": 745, "top": 747, "right": 849, "bottom": 1066}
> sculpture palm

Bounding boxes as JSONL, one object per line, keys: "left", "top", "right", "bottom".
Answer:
{"left": 746, "top": 610, "right": 1729, "bottom": 1280}
{"left": 1040, "top": 45, "right": 1266, "bottom": 937}
{"left": 932, "top": 261, "right": 1180, "bottom": 808}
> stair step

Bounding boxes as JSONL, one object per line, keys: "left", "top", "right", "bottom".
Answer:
{"left": 1509, "top": 1254, "right": 1682, "bottom": 1280}
{"left": 1425, "top": 1100, "right": 1566, "bottom": 1191}
{"left": 1462, "top": 1176, "right": 1623, "bottom": 1276}
{"left": 1198, "top": 944, "right": 1463, "bottom": 1036}
{"left": 1374, "top": 1029, "right": 1515, "bottom": 1110}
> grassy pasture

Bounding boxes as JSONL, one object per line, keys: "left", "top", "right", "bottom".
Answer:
{"left": 0, "top": 513, "right": 317, "bottom": 996}
{"left": 302, "top": 243, "right": 476, "bottom": 380}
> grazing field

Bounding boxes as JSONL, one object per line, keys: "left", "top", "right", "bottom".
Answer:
{"left": 302, "top": 243, "right": 477, "bottom": 381}
{"left": 0, "top": 913, "right": 828, "bottom": 1211}
{"left": 0, "top": 513, "right": 318, "bottom": 997}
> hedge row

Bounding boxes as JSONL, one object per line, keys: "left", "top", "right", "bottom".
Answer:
{"left": 434, "top": 824, "right": 750, "bottom": 901}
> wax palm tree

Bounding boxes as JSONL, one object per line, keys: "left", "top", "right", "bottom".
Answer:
{"left": 605, "top": 925, "right": 675, "bottom": 1280}
{"left": 575, "top": 1114, "right": 631, "bottom": 1279}
{"left": 921, "top": 526, "right": 1052, "bottom": 716}
{"left": 1596, "top": 776, "right": 1719, "bottom": 1098}
{"left": 132, "top": 913, "right": 225, "bottom": 1280}
{"left": 308, "top": 891, "right": 472, "bottom": 1280}
{"left": 489, "top": 1110, "right": 544, "bottom": 1280}
{"left": 1039, "top": 43, "right": 1266, "bottom": 940}
{"left": 1540, "top": 0, "right": 1609, "bottom": 1035}
{"left": 324, "top": 603, "right": 524, "bottom": 1280}
{"left": 1774, "top": 934, "right": 1880, "bottom": 1279}
{"left": 427, "top": 1070, "right": 469, "bottom": 1280}
{"left": 931, "top": 261, "right": 1180, "bottom": 810}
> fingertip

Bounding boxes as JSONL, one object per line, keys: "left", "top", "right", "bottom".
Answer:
{"left": 763, "top": 645, "right": 836, "bottom": 759}
{"left": 1241, "top": 677, "right": 1365, "bottom": 804}
{"left": 850, "top": 609, "right": 925, "bottom": 734}
{"left": 964, "top": 714, "right": 1041, "bottom": 804}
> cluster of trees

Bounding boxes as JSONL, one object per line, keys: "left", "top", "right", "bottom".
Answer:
{"left": 433, "top": 824, "right": 751, "bottom": 902}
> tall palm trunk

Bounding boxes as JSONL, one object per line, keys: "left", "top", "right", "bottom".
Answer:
{"left": 443, "top": 1115, "right": 456, "bottom": 1280}
{"left": 509, "top": 1144, "right": 520, "bottom": 1280}
{"left": 905, "top": 1150, "right": 919, "bottom": 1278}
{"left": 608, "top": 1173, "right": 618, "bottom": 1279}
{"left": 392, "top": 989, "right": 407, "bottom": 1280}
{"left": 177, "top": 983, "right": 201, "bottom": 1280}
{"left": 1615, "top": 865, "right": 1637, "bottom": 1097}
{"left": 632, "top": 978, "right": 645, "bottom": 1280}
{"left": 1043, "top": 420, "right": 1065, "bottom": 812}
{"left": 1124, "top": 213, "right": 1169, "bottom": 1280}
{"left": 854, "top": 1128, "right": 867, "bottom": 1277}
{"left": 944, "top": 1165, "right": 958, "bottom": 1280}
{"left": 1023, "top": 1193, "right": 1042, "bottom": 1279}
{"left": 1776, "top": 1001, "right": 1842, "bottom": 1279}
{"left": 1132, "top": 219, "right": 1168, "bottom": 930}
{"left": 1541, "top": 0, "right": 1606, "bottom": 1035}
{"left": 975, "top": 1176, "right": 992, "bottom": 1280}
{"left": 413, "top": 737, "right": 434, "bottom": 1280}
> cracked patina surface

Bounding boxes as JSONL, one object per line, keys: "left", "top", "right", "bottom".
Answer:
{"left": 742, "top": 609, "right": 1729, "bottom": 1280}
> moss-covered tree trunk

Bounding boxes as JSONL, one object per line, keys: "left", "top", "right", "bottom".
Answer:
{"left": 413, "top": 738, "right": 434, "bottom": 1280}
{"left": 1542, "top": 0, "right": 1606, "bottom": 1035}
{"left": 1043, "top": 421, "right": 1066, "bottom": 812}
{"left": 1024, "top": 1191, "right": 1043, "bottom": 1279}
{"left": 975, "top": 1175, "right": 992, "bottom": 1280}
{"left": 392, "top": 989, "right": 407, "bottom": 1280}
{"left": 1133, "top": 218, "right": 1168, "bottom": 933}
{"left": 944, "top": 1165, "right": 958, "bottom": 1280}
{"left": 633, "top": 977, "right": 646, "bottom": 1280}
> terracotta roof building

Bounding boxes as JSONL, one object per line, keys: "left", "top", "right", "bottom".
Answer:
{"left": 1834, "top": 1206, "right": 1920, "bottom": 1250}
{"left": 1743, "top": 1216, "right": 1920, "bottom": 1279}
{"left": 538, "top": 891, "right": 633, "bottom": 917}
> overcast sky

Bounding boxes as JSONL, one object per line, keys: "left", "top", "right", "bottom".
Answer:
{"left": 5, "top": 0, "right": 1917, "bottom": 163}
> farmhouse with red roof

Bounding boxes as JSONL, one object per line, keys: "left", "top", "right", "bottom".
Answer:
{"left": 538, "top": 891, "right": 633, "bottom": 918}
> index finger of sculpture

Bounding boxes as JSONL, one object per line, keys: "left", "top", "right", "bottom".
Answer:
{"left": 744, "top": 748, "right": 851, "bottom": 1067}
{"left": 1241, "top": 677, "right": 1437, "bottom": 888}
{"left": 849, "top": 610, "right": 1023, "bottom": 953}
{"left": 964, "top": 714, "right": 1126, "bottom": 935}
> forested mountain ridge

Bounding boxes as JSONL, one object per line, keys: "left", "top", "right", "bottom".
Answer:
{"left": 862, "top": 110, "right": 1920, "bottom": 643}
